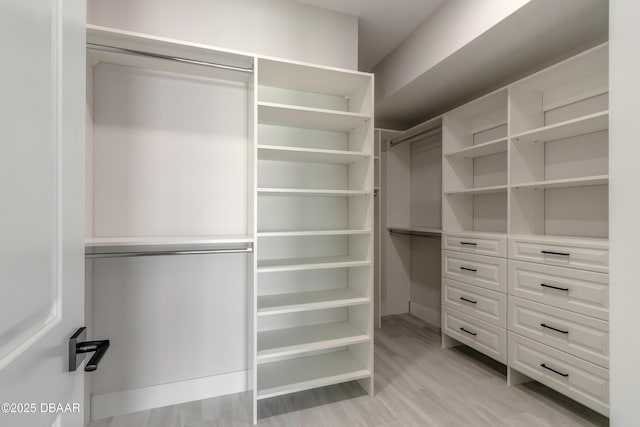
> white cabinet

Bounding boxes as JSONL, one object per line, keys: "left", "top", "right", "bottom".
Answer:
{"left": 442, "top": 232, "right": 507, "bottom": 257}
{"left": 442, "top": 250, "right": 507, "bottom": 293}
{"left": 442, "top": 307, "right": 507, "bottom": 364}
{"left": 442, "top": 278, "right": 506, "bottom": 327}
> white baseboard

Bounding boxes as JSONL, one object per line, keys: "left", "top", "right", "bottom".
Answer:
{"left": 91, "top": 370, "right": 247, "bottom": 420}
{"left": 409, "top": 301, "right": 441, "bottom": 328}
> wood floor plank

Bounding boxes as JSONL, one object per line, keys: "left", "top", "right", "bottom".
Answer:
{"left": 90, "top": 314, "right": 608, "bottom": 427}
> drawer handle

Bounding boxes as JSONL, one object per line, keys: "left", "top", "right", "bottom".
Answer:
{"left": 541, "top": 363, "right": 569, "bottom": 377}
{"left": 540, "top": 323, "right": 569, "bottom": 334}
{"left": 540, "top": 283, "right": 569, "bottom": 292}
{"left": 460, "top": 242, "right": 477, "bottom": 246}
{"left": 460, "top": 327, "right": 477, "bottom": 336}
{"left": 541, "top": 250, "right": 570, "bottom": 257}
{"left": 460, "top": 297, "right": 477, "bottom": 304}
{"left": 460, "top": 266, "right": 477, "bottom": 272}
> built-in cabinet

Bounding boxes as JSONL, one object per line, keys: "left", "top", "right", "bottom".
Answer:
{"left": 84, "top": 25, "right": 373, "bottom": 424}
{"left": 384, "top": 42, "right": 609, "bottom": 416}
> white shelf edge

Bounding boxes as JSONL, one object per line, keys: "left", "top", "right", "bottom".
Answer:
{"left": 85, "top": 235, "right": 253, "bottom": 248}
{"left": 512, "top": 175, "right": 609, "bottom": 190}
{"left": 257, "top": 257, "right": 371, "bottom": 273}
{"left": 444, "top": 137, "right": 508, "bottom": 159}
{"left": 257, "top": 188, "right": 372, "bottom": 197}
{"left": 443, "top": 185, "right": 508, "bottom": 196}
{"left": 257, "top": 229, "right": 371, "bottom": 237}
{"left": 511, "top": 110, "right": 609, "bottom": 141}
{"left": 257, "top": 290, "right": 370, "bottom": 316}
{"left": 509, "top": 233, "right": 610, "bottom": 245}
{"left": 257, "top": 101, "right": 370, "bottom": 120}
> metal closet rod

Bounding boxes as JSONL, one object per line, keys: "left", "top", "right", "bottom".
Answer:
{"left": 389, "top": 230, "right": 441, "bottom": 239}
{"left": 87, "top": 43, "right": 254, "bottom": 74}
{"left": 85, "top": 247, "right": 253, "bottom": 259}
{"left": 388, "top": 124, "right": 442, "bottom": 147}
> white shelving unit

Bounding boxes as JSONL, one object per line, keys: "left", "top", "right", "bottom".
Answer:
{"left": 254, "top": 57, "right": 374, "bottom": 423}
{"left": 436, "top": 42, "right": 610, "bottom": 416}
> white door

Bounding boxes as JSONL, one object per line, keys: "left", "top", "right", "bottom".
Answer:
{"left": 0, "top": 1, "right": 87, "bottom": 426}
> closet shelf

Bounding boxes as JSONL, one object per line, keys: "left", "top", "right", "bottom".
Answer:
{"left": 512, "top": 175, "right": 608, "bottom": 190}
{"left": 256, "top": 351, "right": 371, "bottom": 400}
{"left": 445, "top": 137, "right": 507, "bottom": 159}
{"left": 85, "top": 235, "right": 253, "bottom": 248}
{"left": 387, "top": 226, "right": 442, "bottom": 236}
{"left": 510, "top": 233, "right": 609, "bottom": 245}
{"left": 257, "top": 288, "right": 370, "bottom": 316}
{"left": 512, "top": 111, "right": 608, "bottom": 144}
{"left": 258, "top": 102, "right": 370, "bottom": 131}
{"left": 444, "top": 185, "right": 508, "bottom": 196}
{"left": 257, "top": 145, "right": 370, "bottom": 164}
{"left": 257, "top": 229, "right": 371, "bottom": 237}
{"left": 258, "top": 188, "right": 371, "bottom": 197}
{"left": 257, "top": 256, "right": 370, "bottom": 273}
{"left": 257, "top": 321, "right": 370, "bottom": 361}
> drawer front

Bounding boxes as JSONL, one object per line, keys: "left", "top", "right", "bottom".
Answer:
{"left": 508, "top": 332, "right": 609, "bottom": 416}
{"left": 442, "top": 232, "right": 507, "bottom": 258}
{"left": 509, "top": 236, "right": 609, "bottom": 273}
{"left": 442, "top": 278, "right": 506, "bottom": 327}
{"left": 508, "top": 296, "right": 609, "bottom": 368}
{"left": 442, "top": 250, "right": 506, "bottom": 292}
{"left": 509, "top": 260, "right": 609, "bottom": 320}
{"left": 442, "top": 307, "right": 506, "bottom": 364}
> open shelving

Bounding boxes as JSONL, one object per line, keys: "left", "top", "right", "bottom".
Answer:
{"left": 258, "top": 102, "right": 370, "bottom": 131}
{"left": 257, "top": 288, "right": 370, "bottom": 316}
{"left": 257, "top": 256, "right": 370, "bottom": 273}
{"left": 257, "top": 145, "right": 370, "bottom": 164}
{"left": 444, "top": 137, "right": 507, "bottom": 159}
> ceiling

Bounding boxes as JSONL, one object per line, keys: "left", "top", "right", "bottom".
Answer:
{"left": 294, "top": 0, "right": 446, "bottom": 71}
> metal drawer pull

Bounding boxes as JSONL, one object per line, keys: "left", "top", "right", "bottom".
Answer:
{"left": 541, "top": 363, "right": 569, "bottom": 377}
{"left": 541, "top": 250, "right": 570, "bottom": 257}
{"left": 460, "top": 266, "right": 477, "bottom": 272}
{"left": 541, "top": 323, "right": 569, "bottom": 334}
{"left": 540, "top": 283, "right": 569, "bottom": 292}
{"left": 460, "top": 297, "right": 477, "bottom": 304}
{"left": 460, "top": 327, "right": 477, "bottom": 336}
{"left": 460, "top": 241, "right": 477, "bottom": 246}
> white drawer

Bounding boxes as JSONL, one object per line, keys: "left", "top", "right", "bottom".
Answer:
{"left": 442, "top": 250, "right": 506, "bottom": 292}
{"left": 442, "top": 307, "right": 507, "bottom": 364}
{"left": 442, "top": 278, "right": 506, "bottom": 327}
{"left": 508, "top": 332, "right": 609, "bottom": 416}
{"left": 442, "top": 232, "right": 507, "bottom": 258}
{"left": 508, "top": 296, "right": 608, "bottom": 368}
{"left": 509, "top": 260, "right": 609, "bottom": 320}
{"left": 509, "top": 235, "right": 609, "bottom": 273}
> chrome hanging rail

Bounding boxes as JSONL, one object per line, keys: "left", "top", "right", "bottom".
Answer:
{"left": 389, "top": 229, "right": 441, "bottom": 239}
{"left": 87, "top": 43, "right": 254, "bottom": 74}
{"left": 85, "top": 246, "right": 253, "bottom": 259}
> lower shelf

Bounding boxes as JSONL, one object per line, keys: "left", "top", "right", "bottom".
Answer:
{"left": 257, "top": 321, "right": 370, "bottom": 361}
{"left": 256, "top": 351, "right": 371, "bottom": 400}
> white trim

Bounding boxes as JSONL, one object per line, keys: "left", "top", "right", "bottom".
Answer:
{"left": 91, "top": 370, "right": 247, "bottom": 420}
{"left": 409, "top": 301, "right": 441, "bottom": 328}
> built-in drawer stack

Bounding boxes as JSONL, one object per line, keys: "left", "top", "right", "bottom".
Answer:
{"left": 441, "top": 232, "right": 508, "bottom": 363}
{"left": 507, "top": 235, "right": 609, "bottom": 415}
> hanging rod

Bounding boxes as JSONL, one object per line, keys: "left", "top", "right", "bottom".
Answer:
{"left": 87, "top": 43, "right": 254, "bottom": 74}
{"left": 388, "top": 124, "right": 442, "bottom": 147}
{"left": 389, "top": 229, "right": 441, "bottom": 239}
{"left": 85, "top": 247, "right": 253, "bottom": 259}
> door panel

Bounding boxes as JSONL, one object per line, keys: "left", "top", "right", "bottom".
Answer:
{"left": 0, "top": 0, "right": 86, "bottom": 426}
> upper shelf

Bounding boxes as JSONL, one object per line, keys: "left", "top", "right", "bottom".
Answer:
{"left": 444, "top": 185, "right": 508, "bottom": 196}
{"left": 512, "top": 175, "right": 609, "bottom": 190}
{"left": 258, "top": 57, "right": 372, "bottom": 97}
{"left": 257, "top": 145, "right": 370, "bottom": 164}
{"left": 257, "top": 188, "right": 371, "bottom": 197}
{"left": 445, "top": 137, "right": 508, "bottom": 159}
{"left": 258, "top": 102, "right": 370, "bottom": 131}
{"left": 512, "top": 111, "right": 609, "bottom": 144}
{"left": 86, "top": 235, "right": 253, "bottom": 248}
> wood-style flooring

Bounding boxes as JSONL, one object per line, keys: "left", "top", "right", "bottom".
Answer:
{"left": 89, "top": 314, "right": 609, "bottom": 427}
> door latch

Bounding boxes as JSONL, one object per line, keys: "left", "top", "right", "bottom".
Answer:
{"left": 69, "top": 327, "right": 110, "bottom": 372}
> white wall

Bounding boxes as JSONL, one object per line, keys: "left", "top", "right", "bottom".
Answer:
{"left": 88, "top": 0, "right": 358, "bottom": 70}
{"left": 609, "top": 1, "right": 640, "bottom": 424}
{"left": 373, "top": 0, "right": 530, "bottom": 102}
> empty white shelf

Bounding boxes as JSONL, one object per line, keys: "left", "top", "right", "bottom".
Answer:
{"left": 257, "top": 351, "right": 371, "bottom": 400}
{"left": 257, "top": 321, "right": 370, "bottom": 361}
{"left": 512, "top": 111, "right": 609, "bottom": 144}
{"left": 512, "top": 175, "right": 609, "bottom": 190}
{"left": 257, "top": 145, "right": 370, "bottom": 164}
{"left": 85, "top": 235, "right": 253, "bottom": 248}
{"left": 258, "top": 229, "right": 371, "bottom": 237}
{"left": 257, "top": 288, "right": 370, "bottom": 316}
{"left": 258, "top": 102, "right": 370, "bottom": 131}
{"left": 257, "top": 256, "right": 370, "bottom": 273}
{"left": 445, "top": 137, "right": 508, "bottom": 159}
{"left": 444, "top": 185, "right": 508, "bottom": 196}
{"left": 258, "top": 188, "right": 371, "bottom": 197}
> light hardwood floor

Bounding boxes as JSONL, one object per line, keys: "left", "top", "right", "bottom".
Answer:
{"left": 89, "top": 314, "right": 609, "bottom": 426}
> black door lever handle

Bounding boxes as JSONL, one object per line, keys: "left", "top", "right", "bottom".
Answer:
{"left": 69, "top": 327, "right": 110, "bottom": 372}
